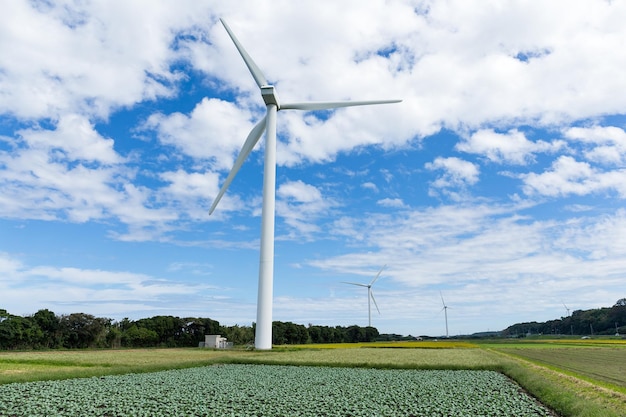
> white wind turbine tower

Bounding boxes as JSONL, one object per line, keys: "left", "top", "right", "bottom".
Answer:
{"left": 563, "top": 302, "right": 574, "bottom": 335}
{"left": 209, "top": 19, "right": 401, "bottom": 350}
{"left": 440, "top": 291, "right": 450, "bottom": 338}
{"left": 342, "top": 265, "right": 386, "bottom": 327}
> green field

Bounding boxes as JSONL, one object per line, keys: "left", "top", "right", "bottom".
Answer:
{"left": 0, "top": 365, "right": 555, "bottom": 416}
{"left": 500, "top": 347, "right": 626, "bottom": 388}
{"left": 0, "top": 339, "right": 625, "bottom": 416}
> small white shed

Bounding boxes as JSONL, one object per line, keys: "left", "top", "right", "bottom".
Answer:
{"left": 202, "top": 334, "right": 232, "bottom": 349}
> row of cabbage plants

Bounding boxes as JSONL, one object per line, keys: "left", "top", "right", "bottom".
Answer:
{"left": 0, "top": 364, "right": 554, "bottom": 416}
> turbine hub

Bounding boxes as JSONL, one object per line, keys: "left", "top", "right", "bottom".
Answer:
{"left": 261, "top": 85, "right": 280, "bottom": 108}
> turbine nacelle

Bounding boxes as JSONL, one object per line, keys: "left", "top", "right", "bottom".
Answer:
{"left": 261, "top": 85, "right": 280, "bottom": 107}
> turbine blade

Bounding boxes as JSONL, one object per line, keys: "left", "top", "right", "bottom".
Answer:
{"left": 370, "top": 291, "right": 381, "bottom": 315}
{"left": 370, "top": 264, "right": 386, "bottom": 286}
{"left": 209, "top": 116, "right": 267, "bottom": 214}
{"left": 440, "top": 291, "right": 446, "bottom": 307}
{"left": 342, "top": 281, "right": 369, "bottom": 288}
{"left": 220, "top": 18, "right": 268, "bottom": 88}
{"left": 280, "top": 99, "right": 402, "bottom": 111}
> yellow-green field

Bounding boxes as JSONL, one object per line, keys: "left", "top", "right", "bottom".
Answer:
{"left": 1, "top": 338, "right": 625, "bottom": 416}
{"left": 288, "top": 340, "right": 478, "bottom": 349}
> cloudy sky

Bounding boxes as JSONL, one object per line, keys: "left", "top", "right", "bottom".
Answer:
{"left": 2, "top": 0, "right": 625, "bottom": 337}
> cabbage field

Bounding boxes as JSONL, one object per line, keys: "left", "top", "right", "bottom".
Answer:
{"left": 0, "top": 364, "right": 554, "bottom": 416}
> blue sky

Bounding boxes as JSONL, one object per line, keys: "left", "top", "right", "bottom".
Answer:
{"left": 1, "top": 0, "right": 626, "bottom": 337}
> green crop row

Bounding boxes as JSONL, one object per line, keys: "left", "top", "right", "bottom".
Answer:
{"left": 0, "top": 364, "right": 553, "bottom": 417}
{"left": 499, "top": 347, "right": 626, "bottom": 388}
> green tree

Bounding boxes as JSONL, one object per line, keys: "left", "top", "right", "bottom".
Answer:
{"left": 117, "top": 318, "right": 134, "bottom": 332}
{"left": 182, "top": 318, "right": 221, "bottom": 346}
{"left": 364, "top": 326, "right": 379, "bottom": 342}
{"left": 0, "top": 314, "right": 43, "bottom": 349}
{"left": 346, "top": 325, "right": 366, "bottom": 343}
{"left": 121, "top": 325, "right": 159, "bottom": 347}
{"left": 135, "top": 316, "right": 185, "bottom": 347}
{"left": 32, "top": 309, "right": 61, "bottom": 348}
{"left": 307, "top": 325, "right": 322, "bottom": 343}
{"left": 272, "top": 321, "right": 287, "bottom": 345}
{"left": 106, "top": 326, "right": 122, "bottom": 348}
{"left": 221, "top": 325, "right": 254, "bottom": 346}
{"left": 271, "top": 321, "right": 309, "bottom": 345}
{"left": 59, "top": 313, "right": 109, "bottom": 348}
{"left": 0, "top": 310, "right": 14, "bottom": 349}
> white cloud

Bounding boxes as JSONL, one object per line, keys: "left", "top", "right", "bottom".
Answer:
{"left": 377, "top": 198, "right": 406, "bottom": 209}
{"left": 3, "top": 1, "right": 626, "bottom": 164}
{"left": 276, "top": 180, "right": 332, "bottom": 238}
{"left": 554, "top": 208, "right": 626, "bottom": 259}
{"left": 19, "top": 114, "right": 122, "bottom": 164}
{"left": 425, "top": 157, "right": 479, "bottom": 200}
{"left": 361, "top": 182, "right": 378, "bottom": 192}
{"left": 404, "top": 0, "right": 626, "bottom": 128}
{"left": 167, "top": 262, "right": 213, "bottom": 276}
{"left": 522, "top": 156, "right": 626, "bottom": 198}
{"left": 145, "top": 98, "right": 259, "bottom": 171}
{"left": 426, "top": 157, "right": 480, "bottom": 186}
{"left": 3, "top": 1, "right": 626, "bottom": 230}
{"left": 277, "top": 104, "right": 406, "bottom": 167}
{"left": 0, "top": 144, "right": 130, "bottom": 222}
{"left": 380, "top": 169, "right": 394, "bottom": 184}
{"left": 457, "top": 129, "right": 563, "bottom": 165}
{"left": 0, "top": 124, "right": 180, "bottom": 230}
{"left": 0, "top": 1, "right": 199, "bottom": 121}
{"left": 307, "top": 204, "right": 626, "bottom": 333}
{"left": 277, "top": 180, "right": 322, "bottom": 203}
{"left": 565, "top": 125, "right": 626, "bottom": 145}
{"left": 0, "top": 252, "right": 214, "bottom": 318}
{"left": 160, "top": 170, "right": 217, "bottom": 199}
{"left": 564, "top": 126, "right": 626, "bottom": 165}
{"left": 584, "top": 146, "right": 624, "bottom": 165}
{"left": 158, "top": 170, "right": 220, "bottom": 221}
{"left": 0, "top": 252, "right": 22, "bottom": 278}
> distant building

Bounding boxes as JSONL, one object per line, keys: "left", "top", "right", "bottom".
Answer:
{"left": 200, "top": 334, "right": 233, "bottom": 349}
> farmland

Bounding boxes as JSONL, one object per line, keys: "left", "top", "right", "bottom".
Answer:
{"left": 500, "top": 346, "right": 626, "bottom": 389}
{"left": 0, "top": 365, "right": 554, "bottom": 416}
{"left": 0, "top": 339, "right": 625, "bottom": 416}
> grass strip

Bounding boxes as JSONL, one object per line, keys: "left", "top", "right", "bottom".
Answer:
{"left": 492, "top": 349, "right": 626, "bottom": 417}
{"left": 499, "top": 347, "right": 626, "bottom": 392}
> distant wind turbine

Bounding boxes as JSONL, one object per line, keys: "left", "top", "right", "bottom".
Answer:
{"left": 209, "top": 19, "right": 401, "bottom": 350}
{"left": 440, "top": 291, "right": 450, "bottom": 338}
{"left": 563, "top": 303, "right": 571, "bottom": 317}
{"left": 342, "top": 265, "right": 386, "bottom": 327}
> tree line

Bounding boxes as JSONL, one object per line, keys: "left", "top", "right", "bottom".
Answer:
{"left": 0, "top": 308, "right": 378, "bottom": 350}
{"left": 503, "top": 298, "right": 626, "bottom": 337}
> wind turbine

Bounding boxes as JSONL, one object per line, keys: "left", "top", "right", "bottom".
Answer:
{"left": 440, "top": 291, "right": 450, "bottom": 338}
{"left": 342, "top": 265, "right": 386, "bottom": 327}
{"left": 563, "top": 303, "right": 571, "bottom": 317}
{"left": 209, "top": 19, "right": 401, "bottom": 350}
